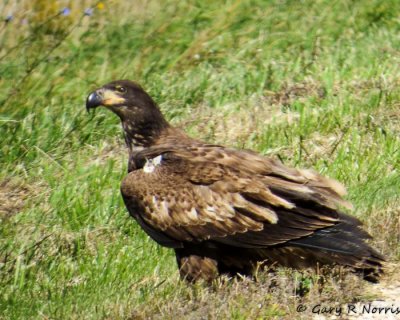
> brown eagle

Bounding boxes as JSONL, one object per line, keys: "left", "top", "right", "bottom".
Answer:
{"left": 86, "top": 80, "right": 384, "bottom": 282}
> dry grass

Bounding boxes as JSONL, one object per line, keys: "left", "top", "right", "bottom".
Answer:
{"left": 180, "top": 93, "right": 303, "bottom": 151}
{"left": 1, "top": 0, "right": 400, "bottom": 319}
{"left": 0, "top": 178, "right": 35, "bottom": 220}
{"left": 362, "top": 205, "right": 400, "bottom": 260}
{"left": 127, "top": 268, "right": 367, "bottom": 320}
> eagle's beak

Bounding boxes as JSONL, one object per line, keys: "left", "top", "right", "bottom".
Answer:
{"left": 86, "top": 90, "right": 103, "bottom": 112}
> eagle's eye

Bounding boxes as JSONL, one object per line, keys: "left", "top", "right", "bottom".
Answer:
{"left": 116, "top": 86, "right": 126, "bottom": 93}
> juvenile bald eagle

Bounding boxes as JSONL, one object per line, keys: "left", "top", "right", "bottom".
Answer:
{"left": 86, "top": 80, "right": 384, "bottom": 282}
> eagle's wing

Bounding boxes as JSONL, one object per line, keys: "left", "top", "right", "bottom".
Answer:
{"left": 121, "top": 146, "right": 365, "bottom": 250}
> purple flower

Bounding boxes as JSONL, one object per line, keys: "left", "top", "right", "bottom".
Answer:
{"left": 84, "top": 8, "right": 93, "bottom": 16}
{"left": 60, "top": 7, "right": 71, "bottom": 16}
{"left": 5, "top": 14, "right": 13, "bottom": 23}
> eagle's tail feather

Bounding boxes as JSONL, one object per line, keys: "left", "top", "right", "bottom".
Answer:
{"left": 283, "top": 220, "right": 385, "bottom": 282}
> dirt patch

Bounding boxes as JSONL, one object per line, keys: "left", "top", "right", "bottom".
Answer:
{"left": 265, "top": 79, "right": 327, "bottom": 107}
{"left": 367, "top": 107, "right": 400, "bottom": 137}
{"left": 313, "top": 265, "right": 400, "bottom": 320}
{"left": 129, "top": 268, "right": 373, "bottom": 320}
{"left": 0, "top": 178, "right": 32, "bottom": 219}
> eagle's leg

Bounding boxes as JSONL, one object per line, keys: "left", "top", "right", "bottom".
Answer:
{"left": 174, "top": 249, "right": 218, "bottom": 283}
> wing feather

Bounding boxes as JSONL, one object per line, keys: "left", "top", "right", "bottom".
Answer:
{"left": 121, "top": 145, "right": 350, "bottom": 248}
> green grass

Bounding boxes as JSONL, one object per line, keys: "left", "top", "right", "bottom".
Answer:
{"left": 1, "top": 0, "right": 399, "bottom": 318}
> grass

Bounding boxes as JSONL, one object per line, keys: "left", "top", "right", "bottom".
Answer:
{"left": 1, "top": 0, "right": 399, "bottom": 318}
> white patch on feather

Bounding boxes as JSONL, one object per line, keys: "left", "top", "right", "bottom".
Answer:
{"left": 159, "top": 201, "right": 170, "bottom": 219}
{"left": 204, "top": 206, "right": 218, "bottom": 217}
{"left": 187, "top": 207, "right": 198, "bottom": 220}
{"left": 151, "top": 197, "right": 170, "bottom": 220}
{"left": 152, "top": 155, "right": 162, "bottom": 166}
{"left": 132, "top": 146, "right": 144, "bottom": 152}
{"left": 143, "top": 155, "right": 163, "bottom": 173}
{"left": 206, "top": 206, "right": 216, "bottom": 213}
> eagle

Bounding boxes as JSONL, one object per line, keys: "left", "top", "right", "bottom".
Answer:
{"left": 86, "top": 80, "right": 384, "bottom": 283}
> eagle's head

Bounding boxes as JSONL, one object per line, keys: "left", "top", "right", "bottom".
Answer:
{"left": 86, "top": 80, "right": 156, "bottom": 114}
{"left": 86, "top": 80, "right": 170, "bottom": 147}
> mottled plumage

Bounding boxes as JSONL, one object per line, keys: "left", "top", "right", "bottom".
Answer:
{"left": 86, "top": 80, "right": 384, "bottom": 282}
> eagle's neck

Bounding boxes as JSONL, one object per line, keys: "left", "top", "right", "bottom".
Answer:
{"left": 122, "top": 117, "right": 170, "bottom": 151}
{"left": 117, "top": 103, "right": 194, "bottom": 170}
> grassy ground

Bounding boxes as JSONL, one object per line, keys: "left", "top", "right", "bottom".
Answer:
{"left": 1, "top": 0, "right": 399, "bottom": 319}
